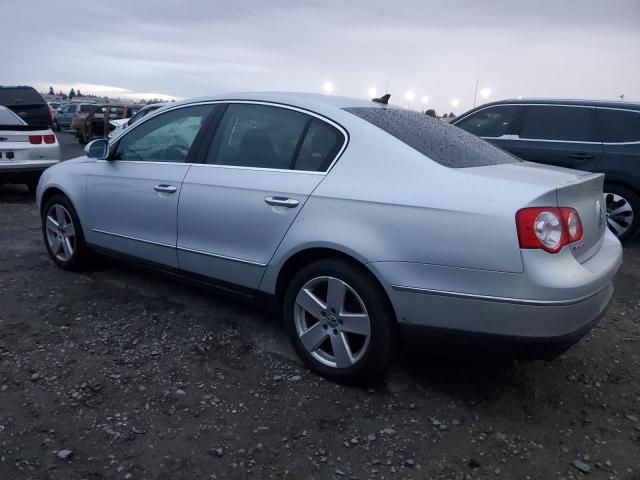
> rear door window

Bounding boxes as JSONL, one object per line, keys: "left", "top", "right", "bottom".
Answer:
{"left": 295, "top": 119, "right": 342, "bottom": 171}
{"left": 345, "top": 107, "right": 520, "bottom": 168}
{"left": 454, "top": 105, "right": 520, "bottom": 137}
{"left": 519, "top": 106, "right": 599, "bottom": 142}
{"left": 597, "top": 108, "right": 640, "bottom": 143}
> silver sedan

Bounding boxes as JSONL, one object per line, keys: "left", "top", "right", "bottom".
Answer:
{"left": 36, "top": 92, "right": 623, "bottom": 382}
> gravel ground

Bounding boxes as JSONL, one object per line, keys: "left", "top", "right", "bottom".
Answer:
{"left": 0, "top": 133, "right": 639, "bottom": 479}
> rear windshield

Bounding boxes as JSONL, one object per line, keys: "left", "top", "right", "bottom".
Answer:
{"left": 0, "top": 87, "right": 46, "bottom": 106}
{"left": 0, "top": 107, "right": 26, "bottom": 126}
{"left": 344, "top": 107, "right": 521, "bottom": 168}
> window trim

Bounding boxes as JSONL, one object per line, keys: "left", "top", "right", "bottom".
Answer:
{"left": 105, "top": 100, "right": 349, "bottom": 173}
{"left": 596, "top": 106, "right": 640, "bottom": 145}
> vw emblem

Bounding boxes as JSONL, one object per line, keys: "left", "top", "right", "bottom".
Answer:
{"left": 596, "top": 199, "right": 605, "bottom": 228}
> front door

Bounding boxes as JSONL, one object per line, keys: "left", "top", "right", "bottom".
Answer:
{"left": 84, "top": 104, "right": 215, "bottom": 267}
{"left": 178, "top": 102, "right": 346, "bottom": 289}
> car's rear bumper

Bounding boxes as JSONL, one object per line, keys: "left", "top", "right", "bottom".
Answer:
{"left": 369, "top": 229, "right": 622, "bottom": 356}
{"left": 395, "top": 281, "right": 614, "bottom": 359}
{"left": 0, "top": 160, "right": 60, "bottom": 183}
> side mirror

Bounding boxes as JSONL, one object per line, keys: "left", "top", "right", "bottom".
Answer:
{"left": 85, "top": 139, "right": 109, "bottom": 160}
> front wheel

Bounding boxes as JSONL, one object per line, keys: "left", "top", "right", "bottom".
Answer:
{"left": 42, "top": 194, "right": 92, "bottom": 270}
{"left": 604, "top": 184, "right": 640, "bottom": 241}
{"left": 284, "top": 258, "right": 395, "bottom": 383}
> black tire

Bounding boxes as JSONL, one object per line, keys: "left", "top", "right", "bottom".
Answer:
{"left": 604, "top": 184, "right": 640, "bottom": 242}
{"left": 284, "top": 258, "right": 396, "bottom": 383}
{"left": 41, "top": 194, "right": 92, "bottom": 270}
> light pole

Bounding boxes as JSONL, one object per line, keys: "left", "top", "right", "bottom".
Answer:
{"left": 473, "top": 80, "right": 479, "bottom": 107}
{"left": 322, "top": 81, "right": 333, "bottom": 95}
{"left": 405, "top": 90, "right": 415, "bottom": 109}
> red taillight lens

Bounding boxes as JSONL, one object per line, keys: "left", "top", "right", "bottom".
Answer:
{"left": 43, "top": 134, "right": 56, "bottom": 144}
{"left": 516, "top": 207, "right": 583, "bottom": 254}
{"left": 29, "top": 135, "right": 42, "bottom": 144}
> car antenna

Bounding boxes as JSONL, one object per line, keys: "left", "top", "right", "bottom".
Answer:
{"left": 372, "top": 94, "right": 391, "bottom": 105}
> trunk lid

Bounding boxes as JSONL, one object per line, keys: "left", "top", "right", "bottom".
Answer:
{"left": 556, "top": 172, "right": 606, "bottom": 262}
{"left": 462, "top": 162, "right": 607, "bottom": 262}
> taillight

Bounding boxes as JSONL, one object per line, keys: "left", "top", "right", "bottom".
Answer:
{"left": 29, "top": 135, "right": 43, "bottom": 144}
{"left": 43, "top": 134, "right": 56, "bottom": 144}
{"left": 516, "top": 207, "right": 583, "bottom": 253}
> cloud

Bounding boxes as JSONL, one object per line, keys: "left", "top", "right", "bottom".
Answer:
{"left": 6, "top": 0, "right": 640, "bottom": 113}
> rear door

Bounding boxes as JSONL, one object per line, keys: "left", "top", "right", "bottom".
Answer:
{"left": 85, "top": 103, "right": 216, "bottom": 267}
{"left": 178, "top": 102, "right": 346, "bottom": 289}
{"left": 509, "top": 105, "right": 603, "bottom": 171}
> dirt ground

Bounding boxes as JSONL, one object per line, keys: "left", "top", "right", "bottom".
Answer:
{"left": 0, "top": 133, "right": 639, "bottom": 480}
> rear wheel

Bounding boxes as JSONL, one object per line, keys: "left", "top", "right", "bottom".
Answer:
{"left": 604, "top": 184, "right": 640, "bottom": 241}
{"left": 42, "top": 194, "right": 91, "bottom": 270}
{"left": 284, "top": 258, "right": 395, "bottom": 383}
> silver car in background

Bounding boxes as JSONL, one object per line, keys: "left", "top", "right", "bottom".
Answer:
{"left": 36, "top": 92, "right": 622, "bottom": 382}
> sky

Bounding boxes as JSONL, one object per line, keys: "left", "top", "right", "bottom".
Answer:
{"left": 5, "top": 0, "right": 640, "bottom": 114}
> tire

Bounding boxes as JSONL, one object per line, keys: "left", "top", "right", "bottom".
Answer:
{"left": 52, "top": 120, "right": 60, "bottom": 132}
{"left": 284, "top": 258, "right": 396, "bottom": 383}
{"left": 604, "top": 184, "right": 640, "bottom": 241}
{"left": 42, "top": 194, "right": 91, "bottom": 270}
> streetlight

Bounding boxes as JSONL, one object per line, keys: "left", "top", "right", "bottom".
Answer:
{"left": 451, "top": 98, "right": 460, "bottom": 114}
{"left": 480, "top": 88, "right": 491, "bottom": 101}
{"left": 322, "top": 81, "right": 333, "bottom": 95}
{"left": 421, "top": 95, "right": 429, "bottom": 113}
{"left": 368, "top": 87, "right": 378, "bottom": 99}
{"left": 405, "top": 90, "right": 415, "bottom": 109}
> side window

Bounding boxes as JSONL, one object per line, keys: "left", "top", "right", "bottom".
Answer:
{"left": 113, "top": 104, "right": 213, "bottom": 162}
{"left": 63, "top": 105, "right": 76, "bottom": 114}
{"left": 598, "top": 108, "right": 640, "bottom": 143}
{"left": 80, "top": 105, "right": 96, "bottom": 113}
{"left": 206, "top": 104, "right": 308, "bottom": 169}
{"left": 295, "top": 119, "right": 342, "bottom": 171}
{"left": 520, "top": 106, "right": 599, "bottom": 142}
{"left": 454, "top": 105, "right": 519, "bottom": 137}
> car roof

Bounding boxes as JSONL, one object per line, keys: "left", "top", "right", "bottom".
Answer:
{"left": 474, "top": 98, "right": 640, "bottom": 110}
{"left": 175, "top": 92, "right": 394, "bottom": 116}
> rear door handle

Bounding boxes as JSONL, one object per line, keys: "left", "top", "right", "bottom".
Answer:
{"left": 568, "top": 153, "right": 594, "bottom": 160}
{"left": 264, "top": 196, "right": 300, "bottom": 208}
{"left": 153, "top": 184, "right": 178, "bottom": 193}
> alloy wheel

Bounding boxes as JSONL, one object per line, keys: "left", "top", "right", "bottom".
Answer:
{"left": 293, "top": 276, "right": 371, "bottom": 369}
{"left": 605, "top": 192, "right": 634, "bottom": 238}
{"left": 45, "top": 204, "right": 76, "bottom": 262}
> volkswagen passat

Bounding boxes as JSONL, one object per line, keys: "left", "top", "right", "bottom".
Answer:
{"left": 36, "top": 93, "right": 623, "bottom": 382}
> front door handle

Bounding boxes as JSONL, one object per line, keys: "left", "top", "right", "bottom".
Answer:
{"left": 264, "top": 196, "right": 300, "bottom": 208}
{"left": 154, "top": 184, "right": 178, "bottom": 194}
{"left": 568, "top": 153, "right": 595, "bottom": 160}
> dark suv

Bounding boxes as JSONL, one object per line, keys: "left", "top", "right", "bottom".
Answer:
{"left": 0, "top": 86, "right": 52, "bottom": 127}
{"left": 453, "top": 99, "right": 640, "bottom": 240}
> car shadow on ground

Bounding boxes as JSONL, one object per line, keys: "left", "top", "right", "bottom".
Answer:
{"left": 0, "top": 184, "right": 34, "bottom": 204}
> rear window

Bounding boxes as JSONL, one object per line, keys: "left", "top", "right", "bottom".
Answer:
{"left": 344, "top": 107, "right": 520, "bottom": 168}
{"left": 597, "top": 108, "right": 640, "bottom": 143}
{"left": 0, "top": 87, "right": 46, "bottom": 106}
{"left": 0, "top": 107, "right": 26, "bottom": 126}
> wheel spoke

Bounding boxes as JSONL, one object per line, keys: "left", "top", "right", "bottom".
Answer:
{"left": 61, "top": 237, "right": 73, "bottom": 258}
{"left": 55, "top": 205, "right": 66, "bottom": 225}
{"left": 331, "top": 333, "right": 354, "bottom": 368}
{"left": 327, "top": 277, "right": 347, "bottom": 314}
{"left": 608, "top": 218, "right": 626, "bottom": 236}
{"left": 46, "top": 216, "right": 59, "bottom": 233}
{"left": 609, "top": 202, "right": 632, "bottom": 217}
{"left": 299, "top": 322, "right": 328, "bottom": 352}
{"left": 296, "top": 288, "right": 326, "bottom": 320}
{"left": 340, "top": 313, "right": 370, "bottom": 336}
